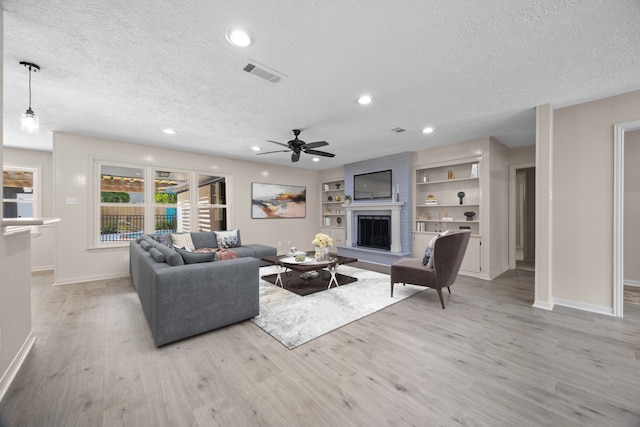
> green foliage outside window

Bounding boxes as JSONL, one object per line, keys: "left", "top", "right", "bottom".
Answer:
{"left": 154, "top": 193, "right": 177, "bottom": 204}
{"left": 100, "top": 192, "right": 130, "bottom": 203}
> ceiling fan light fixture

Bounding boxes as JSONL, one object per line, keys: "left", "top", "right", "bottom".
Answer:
{"left": 19, "top": 61, "right": 40, "bottom": 134}
{"left": 252, "top": 146, "right": 261, "bottom": 151}
{"left": 422, "top": 126, "right": 435, "bottom": 134}
{"left": 312, "top": 157, "right": 320, "bottom": 162}
{"left": 162, "top": 128, "right": 176, "bottom": 135}
{"left": 226, "top": 28, "right": 253, "bottom": 47}
{"left": 357, "top": 95, "right": 372, "bottom": 105}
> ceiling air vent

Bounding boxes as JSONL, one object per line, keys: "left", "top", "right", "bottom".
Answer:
{"left": 388, "top": 127, "right": 407, "bottom": 135}
{"left": 242, "top": 60, "right": 286, "bottom": 84}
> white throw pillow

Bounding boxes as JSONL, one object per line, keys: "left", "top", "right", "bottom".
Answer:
{"left": 425, "top": 230, "right": 450, "bottom": 268}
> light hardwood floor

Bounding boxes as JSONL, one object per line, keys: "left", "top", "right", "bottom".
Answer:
{"left": 1, "top": 267, "right": 639, "bottom": 426}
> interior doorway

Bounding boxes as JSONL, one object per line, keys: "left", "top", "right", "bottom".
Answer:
{"left": 509, "top": 162, "right": 536, "bottom": 271}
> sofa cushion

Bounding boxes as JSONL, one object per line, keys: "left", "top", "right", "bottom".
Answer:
{"left": 171, "top": 233, "right": 196, "bottom": 251}
{"left": 215, "top": 229, "right": 239, "bottom": 248}
{"left": 190, "top": 232, "right": 218, "bottom": 249}
{"left": 230, "top": 246, "right": 255, "bottom": 258}
{"left": 149, "top": 247, "right": 166, "bottom": 263}
{"left": 154, "top": 243, "right": 185, "bottom": 266}
{"left": 243, "top": 244, "right": 277, "bottom": 259}
{"left": 176, "top": 247, "right": 216, "bottom": 264}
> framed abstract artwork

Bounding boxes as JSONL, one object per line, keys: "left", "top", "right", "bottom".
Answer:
{"left": 251, "top": 182, "right": 306, "bottom": 219}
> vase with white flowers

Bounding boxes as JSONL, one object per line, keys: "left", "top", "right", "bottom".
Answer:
{"left": 311, "top": 232, "right": 333, "bottom": 262}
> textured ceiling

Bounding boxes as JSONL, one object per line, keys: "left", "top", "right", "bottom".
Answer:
{"left": 1, "top": 0, "right": 639, "bottom": 170}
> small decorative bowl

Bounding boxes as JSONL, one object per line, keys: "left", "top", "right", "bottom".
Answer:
{"left": 293, "top": 252, "right": 307, "bottom": 262}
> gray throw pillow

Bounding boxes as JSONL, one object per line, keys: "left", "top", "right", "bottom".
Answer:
{"left": 176, "top": 247, "right": 215, "bottom": 264}
{"left": 149, "top": 247, "right": 166, "bottom": 263}
{"left": 140, "top": 240, "right": 153, "bottom": 251}
{"left": 154, "top": 243, "right": 185, "bottom": 266}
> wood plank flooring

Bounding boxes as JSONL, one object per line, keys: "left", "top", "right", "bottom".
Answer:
{"left": 1, "top": 267, "right": 639, "bottom": 426}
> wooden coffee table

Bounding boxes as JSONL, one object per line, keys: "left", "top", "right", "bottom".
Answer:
{"left": 261, "top": 252, "right": 358, "bottom": 291}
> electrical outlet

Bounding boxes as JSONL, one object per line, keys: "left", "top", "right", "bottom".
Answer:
{"left": 124, "top": 254, "right": 130, "bottom": 262}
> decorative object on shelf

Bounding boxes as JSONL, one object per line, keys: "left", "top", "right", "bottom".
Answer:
{"left": 312, "top": 232, "right": 333, "bottom": 261}
{"left": 459, "top": 225, "right": 471, "bottom": 230}
{"left": 335, "top": 183, "right": 341, "bottom": 189}
{"left": 344, "top": 195, "right": 351, "bottom": 205}
{"left": 464, "top": 211, "right": 476, "bottom": 221}
{"left": 251, "top": 182, "right": 306, "bottom": 219}
{"left": 325, "top": 208, "right": 331, "bottom": 213}
{"left": 336, "top": 217, "right": 342, "bottom": 224}
{"left": 457, "top": 191, "right": 465, "bottom": 204}
{"left": 323, "top": 184, "right": 329, "bottom": 191}
{"left": 447, "top": 169, "right": 455, "bottom": 180}
{"left": 335, "top": 195, "right": 341, "bottom": 202}
{"left": 327, "top": 195, "right": 333, "bottom": 201}
{"left": 471, "top": 163, "right": 479, "bottom": 178}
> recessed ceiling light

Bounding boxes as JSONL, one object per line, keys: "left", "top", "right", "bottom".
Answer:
{"left": 162, "top": 128, "right": 176, "bottom": 135}
{"left": 312, "top": 157, "right": 320, "bottom": 162}
{"left": 252, "top": 146, "right": 261, "bottom": 151}
{"left": 422, "top": 127, "right": 435, "bottom": 134}
{"left": 357, "top": 95, "right": 372, "bottom": 105}
{"left": 226, "top": 28, "right": 253, "bottom": 47}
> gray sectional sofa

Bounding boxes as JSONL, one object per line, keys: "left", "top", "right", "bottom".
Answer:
{"left": 129, "top": 230, "right": 276, "bottom": 346}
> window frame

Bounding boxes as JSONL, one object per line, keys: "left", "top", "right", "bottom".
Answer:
{"left": 2, "top": 164, "right": 41, "bottom": 220}
{"left": 92, "top": 160, "right": 231, "bottom": 248}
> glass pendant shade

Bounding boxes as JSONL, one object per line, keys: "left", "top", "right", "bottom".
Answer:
{"left": 21, "top": 108, "right": 39, "bottom": 134}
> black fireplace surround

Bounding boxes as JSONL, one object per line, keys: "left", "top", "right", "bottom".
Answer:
{"left": 357, "top": 215, "right": 391, "bottom": 250}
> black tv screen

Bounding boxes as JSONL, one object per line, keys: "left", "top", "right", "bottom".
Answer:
{"left": 353, "top": 170, "right": 393, "bottom": 200}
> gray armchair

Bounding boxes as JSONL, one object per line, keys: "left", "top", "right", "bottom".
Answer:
{"left": 391, "top": 230, "right": 471, "bottom": 309}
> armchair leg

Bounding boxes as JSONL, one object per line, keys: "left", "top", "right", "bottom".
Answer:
{"left": 436, "top": 288, "right": 446, "bottom": 309}
{"left": 447, "top": 286, "right": 451, "bottom": 294}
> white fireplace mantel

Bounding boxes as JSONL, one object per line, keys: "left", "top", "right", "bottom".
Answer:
{"left": 343, "top": 202, "right": 404, "bottom": 252}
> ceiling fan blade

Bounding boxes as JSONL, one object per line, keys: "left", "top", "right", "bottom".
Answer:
{"left": 291, "top": 151, "right": 301, "bottom": 162}
{"left": 266, "top": 140, "right": 291, "bottom": 148}
{"left": 305, "top": 149, "right": 335, "bottom": 158}
{"left": 256, "top": 149, "right": 291, "bottom": 155}
{"left": 302, "top": 141, "right": 328, "bottom": 150}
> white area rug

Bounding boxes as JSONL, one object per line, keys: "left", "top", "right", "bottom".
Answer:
{"left": 251, "top": 265, "right": 426, "bottom": 349}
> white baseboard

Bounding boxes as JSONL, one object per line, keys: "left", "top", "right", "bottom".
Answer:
{"left": 0, "top": 331, "right": 36, "bottom": 403}
{"left": 624, "top": 279, "right": 640, "bottom": 287}
{"left": 532, "top": 300, "right": 554, "bottom": 310}
{"left": 53, "top": 272, "right": 129, "bottom": 286}
{"left": 552, "top": 297, "right": 614, "bottom": 316}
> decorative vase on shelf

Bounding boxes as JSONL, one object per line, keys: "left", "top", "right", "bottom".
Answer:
{"left": 314, "top": 246, "right": 329, "bottom": 262}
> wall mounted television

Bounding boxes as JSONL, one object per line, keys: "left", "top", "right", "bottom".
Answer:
{"left": 353, "top": 169, "right": 393, "bottom": 200}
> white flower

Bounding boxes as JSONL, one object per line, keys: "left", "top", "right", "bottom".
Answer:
{"left": 311, "top": 233, "right": 333, "bottom": 248}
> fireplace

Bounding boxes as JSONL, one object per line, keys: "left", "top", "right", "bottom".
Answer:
{"left": 358, "top": 215, "right": 391, "bottom": 250}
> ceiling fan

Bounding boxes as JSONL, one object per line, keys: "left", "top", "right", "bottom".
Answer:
{"left": 257, "top": 129, "right": 335, "bottom": 162}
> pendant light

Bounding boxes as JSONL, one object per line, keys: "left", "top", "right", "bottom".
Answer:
{"left": 19, "top": 61, "right": 41, "bottom": 134}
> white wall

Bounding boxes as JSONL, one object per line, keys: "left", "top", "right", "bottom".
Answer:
{"left": 0, "top": 10, "right": 35, "bottom": 400}
{"left": 624, "top": 129, "right": 640, "bottom": 284}
{"left": 552, "top": 90, "right": 640, "bottom": 310}
{"left": 52, "top": 132, "right": 321, "bottom": 284}
{"left": 3, "top": 148, "right": 55, "bottom": 271}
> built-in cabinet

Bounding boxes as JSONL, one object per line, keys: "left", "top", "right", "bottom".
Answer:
{"left": 320, "top": 178, "right": 345, "bottom": 246}
{"left": 412, "top": 159, "right": 483, "bottom": 276}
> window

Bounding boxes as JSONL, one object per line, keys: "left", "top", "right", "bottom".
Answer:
{"left": 95, "top": 162, "right": 229, "bottom": 245}
{"left": 3, "top": 166, "right": 38, "bottom": 219}
{"left": 99, "top": 164, "right": 145, "bottom": 243}
{"left": 196, "top": 174, "right": 227, "bottom": 231}
{"left": 153, "top": 170, "right": 189, "bottom": 235}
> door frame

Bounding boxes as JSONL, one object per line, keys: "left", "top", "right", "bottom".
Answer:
{"left": 613, "top": 119, "right": 640, "bottom": 317}
{"left": 509, "top": 162, "right": 536, "bottom": 269}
